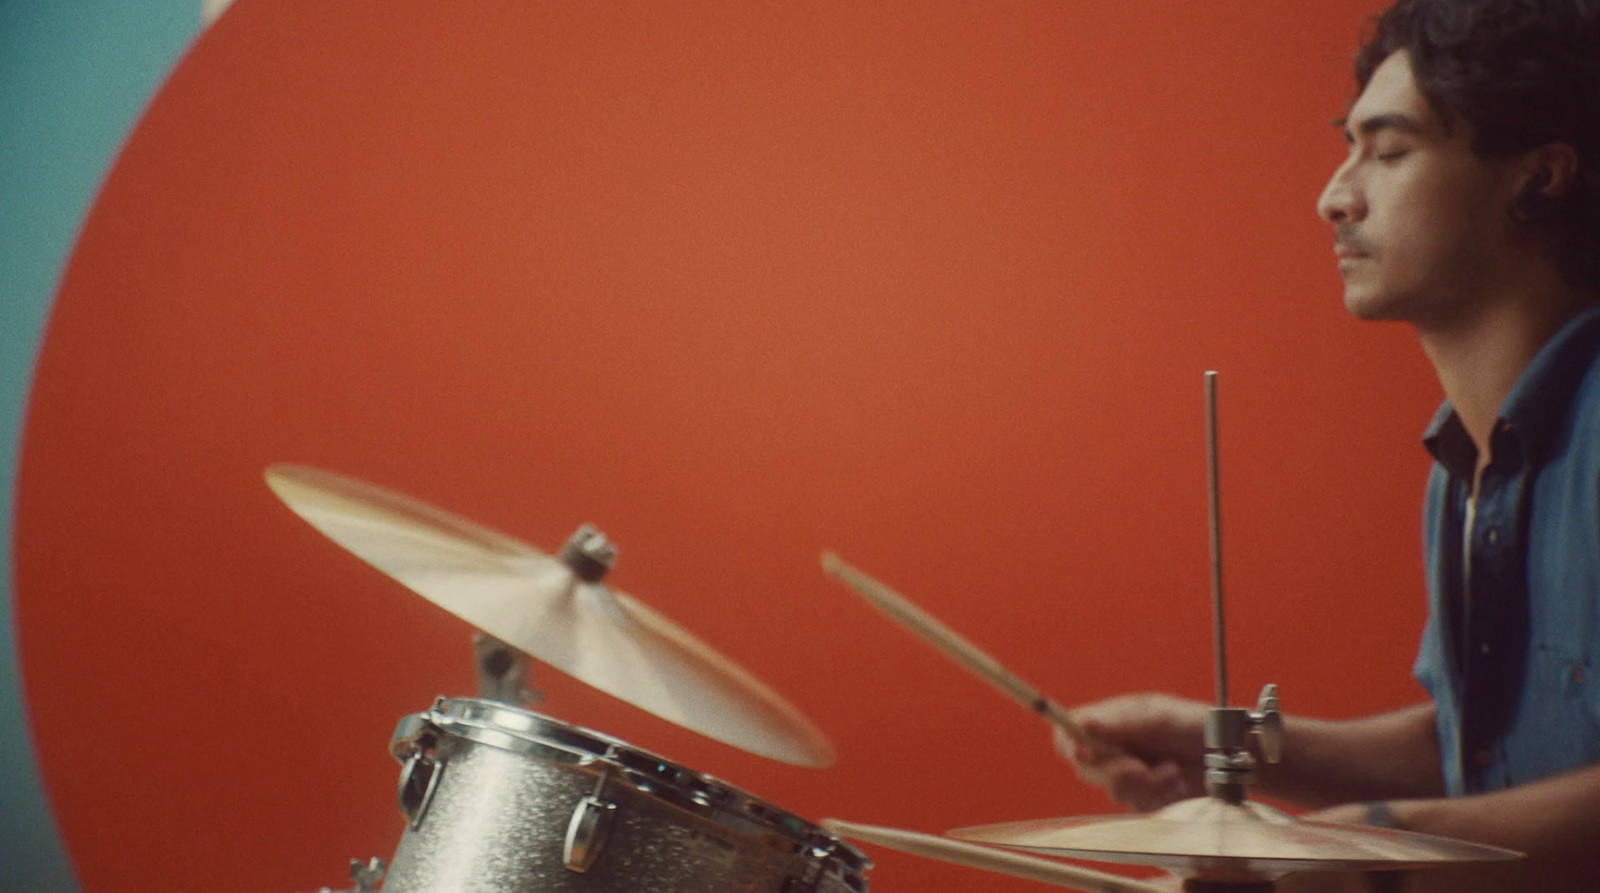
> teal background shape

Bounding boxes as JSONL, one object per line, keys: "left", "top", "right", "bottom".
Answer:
{"left": 1, "top": 3, "right": 200, "bottom": 890}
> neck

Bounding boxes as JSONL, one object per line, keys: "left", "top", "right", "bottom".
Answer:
{"left": 1414, "top": 275, "right": 1590, "bottom": 462}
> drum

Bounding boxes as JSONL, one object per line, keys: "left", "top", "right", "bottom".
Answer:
{"left": 380, "top": 698, "right": 870, "bottom": 893}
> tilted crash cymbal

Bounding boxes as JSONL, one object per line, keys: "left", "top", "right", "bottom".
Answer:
{"left": 263, "top": 463, "right": 834, "bottom": 767}
{"left": 947, "top": 796, "right": 1521, "bottom": 882}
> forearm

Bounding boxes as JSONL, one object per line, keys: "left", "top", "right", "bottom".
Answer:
{"left": 1257, "top": 702, "right": 1444, "bottom": 809}
{"left": 1377, "top": 763, "right": 1600, "bottom": 892}
{"left": 1281, "top": 762, "right": 1600, "bottom": 892}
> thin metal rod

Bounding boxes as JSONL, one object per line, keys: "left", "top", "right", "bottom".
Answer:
{"left": 1205, "top": 371, "right": 1228, "bottom": 708}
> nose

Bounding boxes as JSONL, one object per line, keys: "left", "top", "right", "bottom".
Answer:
{"left": 1316, "top": 156, "right": 1363, "bottom": 225}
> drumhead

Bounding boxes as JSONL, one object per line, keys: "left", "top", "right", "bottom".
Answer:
{"left": 390, "top": 697, "right": 869, "bottom": 875}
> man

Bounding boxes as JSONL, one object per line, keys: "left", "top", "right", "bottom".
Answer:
{"left": 1061, "top": 1, "right": 1600, "bottom": 890}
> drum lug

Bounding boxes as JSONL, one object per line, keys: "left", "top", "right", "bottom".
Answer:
{"left": 781, "top": 845, "right": 835, "bottom": 893}
{"left": 398, "top": 750, "right": 444, "bottom": 830}
{"left": 563, "top": 794, "right": 618, "bottom": 873}
{"left": 310, "top": 857, "right": 386, "bottom": 893}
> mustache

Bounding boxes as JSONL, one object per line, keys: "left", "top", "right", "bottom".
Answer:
{"left": 1334, "top": 225, "right": 1375, "bottom": 255}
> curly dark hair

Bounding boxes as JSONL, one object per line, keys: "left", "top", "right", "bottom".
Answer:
{"left": 1355, "top": 0, "right": 1600, "bottom": 297}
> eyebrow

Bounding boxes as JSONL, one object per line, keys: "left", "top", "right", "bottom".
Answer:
{"left": 1333, "top": 113, "right": 1427, "bottom": 143}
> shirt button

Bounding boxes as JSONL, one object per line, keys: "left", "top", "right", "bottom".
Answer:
{"left": 1573, "top": 664, "right": 1587, "bottom": 685}
{"left": 1474, "top": 749, "right": 1495, "bottom": 768}
{"left": 1480, "top": 643, "right": 1491, "bottom": 656}
{"left": 1485, "top": 528, "right": 1501, "bottom": 545}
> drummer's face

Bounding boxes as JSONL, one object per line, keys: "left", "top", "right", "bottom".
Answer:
{"left": 1315, "top": 51, "right": 1524, "bottom": 327}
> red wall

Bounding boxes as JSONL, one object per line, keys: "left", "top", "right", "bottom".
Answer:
{"left": 15, "top": 2, "right": 1435, "bottom": 891}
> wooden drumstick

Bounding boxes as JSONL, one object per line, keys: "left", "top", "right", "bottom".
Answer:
{"left": 820, "top": 551, "right": 1108, "bottom": 751}
{"left": 823, "top": 819, "right": 1165, "bottom": 893}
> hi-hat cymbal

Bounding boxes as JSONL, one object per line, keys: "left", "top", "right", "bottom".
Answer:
{"left": 948, "top": 797, "right": 1521, "bottom": 881}
{"left": 263, "top": 464, "right": 834, "bottom": 767}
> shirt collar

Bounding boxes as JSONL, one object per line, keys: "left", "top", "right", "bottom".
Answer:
{"left": 1423, "top": 304, "right": 1600, "bottom": 473}
{"left": 1422, "top": 402, "right": 1476, "bottom": 482}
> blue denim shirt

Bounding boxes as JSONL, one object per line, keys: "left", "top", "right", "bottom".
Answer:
{"left": 1415, "top": 306, "right": 1600, "bottom": 795}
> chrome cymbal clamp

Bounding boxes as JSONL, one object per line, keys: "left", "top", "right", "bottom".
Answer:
{"left": 1203, "top": 684, "right": 1283, "bottom": 805}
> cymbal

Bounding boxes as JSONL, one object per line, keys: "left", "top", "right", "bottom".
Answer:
{"left": 263, "top": 464, "right": 835, "bottom": 767}
{"left": 948, "top": 797, "right": 1521, "bottom": 882}
{"left": 824, "top": 819, "right": 1164, "bottom": 893}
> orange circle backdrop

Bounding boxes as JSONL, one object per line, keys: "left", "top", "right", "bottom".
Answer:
{"left": 17, "top": 3, "right": 1435, "bottom": 891}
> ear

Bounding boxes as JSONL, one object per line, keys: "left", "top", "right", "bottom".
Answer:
{"left": 1520, "top": 143, "right": 1580, "bottom": 200}
{"left": 1512, "top": 143, "right": 1579, "bottom": 222}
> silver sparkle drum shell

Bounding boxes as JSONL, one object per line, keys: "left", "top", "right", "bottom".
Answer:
{"left": 381, "top": 698, "right": 869, "bottom": 893}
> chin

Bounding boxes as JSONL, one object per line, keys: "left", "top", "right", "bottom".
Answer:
{"left": 1343, "top": 290, "right": 1385, "bottom": 321}
{"left": 1342, "top": 283, "right": 1411, "bottom": 323}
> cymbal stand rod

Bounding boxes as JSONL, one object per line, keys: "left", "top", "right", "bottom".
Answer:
{"left": 474, "top": 633, "right": 541, "bottom": 705}
{"left": 1198, "top": 375, "right": 1285, "bottom": 804}
{"left": 1205, "top": 371, "right": 1228, "bottom": 708}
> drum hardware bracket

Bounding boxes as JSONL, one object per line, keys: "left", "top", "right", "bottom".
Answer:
{"left": 313, "top": 857, "right": 386, "bottom": 893}
{"left": 563, "top": 768, "right": 619, "bottom": 873}
{"left": 1202, "top": 684, "right": 1283, "bottom": 804}
{"left": 558, "top": 523, "right": 618, "bottom": 584}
